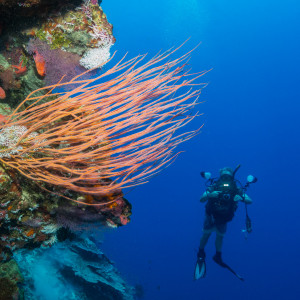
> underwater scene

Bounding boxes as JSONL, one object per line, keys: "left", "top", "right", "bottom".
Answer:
{"left": 0, "top": 0, "right": 299, "bottom": 299}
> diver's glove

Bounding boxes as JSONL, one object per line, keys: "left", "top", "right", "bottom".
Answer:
{"left": 208, "top": 191, "right": 222, "bottom": 198}
{"left": 234, "top": 195, "right": 243, "bottom": 202}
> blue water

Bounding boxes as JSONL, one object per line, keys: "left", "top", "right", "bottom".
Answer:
{"left": 101, "top": 0, "right": 300, "bottom": 299}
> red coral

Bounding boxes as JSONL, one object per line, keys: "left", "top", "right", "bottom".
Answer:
{"left": 12, "top": 59, "right": 27, "bottom": 75}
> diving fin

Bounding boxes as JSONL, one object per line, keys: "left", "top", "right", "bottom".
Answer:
{"left": 194, "top": 257, "right": 206, "bottom": 280}
{"left": 213, "top": 254, "right": 244, "bottom": 281}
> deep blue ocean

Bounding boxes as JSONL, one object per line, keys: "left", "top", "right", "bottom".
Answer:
{"left": 100, "top": 0, "right": 300, "bottom": 299}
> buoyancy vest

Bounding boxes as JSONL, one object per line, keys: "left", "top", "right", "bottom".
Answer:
{"left": 205, "top": 179, "right": 240, "bottom": 223}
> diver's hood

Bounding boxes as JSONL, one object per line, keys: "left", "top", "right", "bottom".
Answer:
{"left": 220, "top": 170, "right": 233, "bottom": 177}
{"left": 219, "top": 167, "right": 234, "bottom": 178}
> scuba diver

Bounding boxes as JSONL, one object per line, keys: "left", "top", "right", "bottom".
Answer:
{"left": 194, "top": 165, "right": 256, "bottom": 281}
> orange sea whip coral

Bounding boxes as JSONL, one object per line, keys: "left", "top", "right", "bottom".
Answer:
{"left": 0, "top": 48, "right": 205, "bottom": 205}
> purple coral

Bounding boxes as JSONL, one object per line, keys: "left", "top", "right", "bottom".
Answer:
{"left": 27, "top": 38, "right": 84, "bottom": 85}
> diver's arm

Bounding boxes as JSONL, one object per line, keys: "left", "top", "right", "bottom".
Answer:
{"left": 200, "top": 191, "right": 221, "bottom": 203}
{"left": 234, "top": 193, "right": 252, "bottom": 204}
{"left": 200, "top": 191, "right": 209, "bottom": 203}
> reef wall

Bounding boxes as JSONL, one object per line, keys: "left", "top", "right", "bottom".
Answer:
{"left": 0, "top": 1, "right": 135, "bottom": 299}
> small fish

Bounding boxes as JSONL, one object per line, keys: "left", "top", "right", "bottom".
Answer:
{"left": 0, "top": 86, "right": 6, "bottom": 99}
{"left": 33, "top": 50, "right": 46, "bottom": 77}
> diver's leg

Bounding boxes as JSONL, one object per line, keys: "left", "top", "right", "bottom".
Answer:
{"left": 215, "top": 222, "right": 227, "bottom": 253}
{"left": 199, "top": 232, "right": 211, "bottom": 250}
{"left": 212, "top": 233, "right": 224, "bottom": 264}
{"left": 213, "top": 223, "right": 227, "bottom": 263}
{"left": 198, "top": 214, "right": 213, "bottom": 254}
{"left": 215, "top": 233, "right": 224, "bottom": 252}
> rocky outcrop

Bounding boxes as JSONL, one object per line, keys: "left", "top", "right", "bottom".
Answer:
{"left": 14, "top": 238, "right": 136, "bottom": 300}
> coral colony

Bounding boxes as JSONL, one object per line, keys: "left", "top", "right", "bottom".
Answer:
{"left": 0, "top": 0, "right": 205, "bottom": 298}
{"left": 0, "top": 0, "right": 115, "bottom": 102}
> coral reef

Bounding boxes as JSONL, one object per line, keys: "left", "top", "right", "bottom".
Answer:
{"left": 0, "top": 259, "right": 23, "bottom": 300}
{"left": 0, "top": 176, "right": 131, "bottom": 261}
{"left": 0, "top": 0, "right": 114, "bottom": 106}
{"left": 0, "top": 2, "right": 136, "bottom": 299}
{"left": 0, "top": 126, "right": 131, "bottom": 262}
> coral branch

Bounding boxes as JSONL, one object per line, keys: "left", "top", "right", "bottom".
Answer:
{"left": 0, "top": 48, "right": 206, "bottom": 204}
